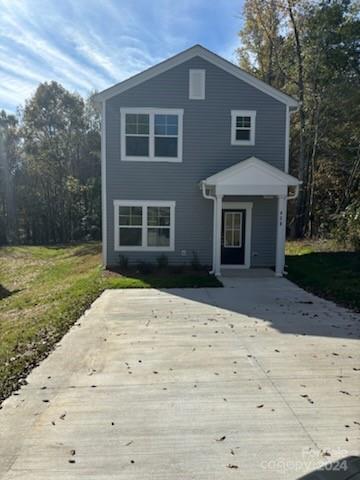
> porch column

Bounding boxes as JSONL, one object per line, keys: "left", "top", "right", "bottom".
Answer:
{"left": 275, "top": 195, "right": 287, "bottom": 277}
{"left": 214, "top": 193, "right": 223, "bottom": 276}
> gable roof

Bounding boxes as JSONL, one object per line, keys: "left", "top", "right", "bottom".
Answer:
{"left": 204, "top": 157, "right": 301, "bottom": 187}
{"left": 93, "top": 44, "right": 298, "bottom": 107}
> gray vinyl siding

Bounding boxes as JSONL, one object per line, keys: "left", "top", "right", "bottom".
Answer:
{"left": 105, "top": 56, "right": 286, "bottom": 267}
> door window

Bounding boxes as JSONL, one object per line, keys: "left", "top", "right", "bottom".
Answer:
{"left": 224, "top": 212, "right": 242, "bottom": 248}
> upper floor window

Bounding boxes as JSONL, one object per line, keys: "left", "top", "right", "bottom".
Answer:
{"left": 231, "top": 110, "right": 256, "bottom": 146}
{"left": 120, "top": 108, "right": 183, "bottom": 162}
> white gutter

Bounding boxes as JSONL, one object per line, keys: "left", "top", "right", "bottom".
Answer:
{"left": 201, "top": 181, "right": 216, "bottom": 274}
{"left": 287, "top": 183, "right": 301, "bottom": 200}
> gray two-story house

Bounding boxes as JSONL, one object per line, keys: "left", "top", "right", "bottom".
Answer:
{"left": 94, "top": 45, "right": 300, "bottom": 276}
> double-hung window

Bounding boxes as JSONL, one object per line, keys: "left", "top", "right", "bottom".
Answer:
{"left": 124, "top": 114, "right": 149, "bottom": 156}
{"left": 121, "top": 108, "right": 183, "bottom": 162}
{"left": 231, "top": 110, "right": 256, "bottom": 146}
{"left": 114, "top": 200, "right": 175, "bottom": 251}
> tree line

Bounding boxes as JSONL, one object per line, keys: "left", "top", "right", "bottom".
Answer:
{"left": 238, "top": 0, "right": 359, "bottom": 248}
{"left": 0, "top": 82, "right": 101, "bottom": 245}
{"left": 0, "top": 0, "right": 359, "bottom": 247}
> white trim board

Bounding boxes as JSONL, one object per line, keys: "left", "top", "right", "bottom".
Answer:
{"left": 93, "top": 45, "right": 298, "bottom": 107}
{"left": 285, "top": 106, "right": 290, "bottom": 173}
{"left": 101, "top": 101, "right": 107, "bottom": 266}
{"left": 113, "top": 200, "right": 175, "bottom": 252}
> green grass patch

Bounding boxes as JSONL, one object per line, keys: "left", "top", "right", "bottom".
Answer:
{"left": 286, "top": 240, "right": 360, "bottom": 311}
{"left": 0, "top": 243, "right": 220, "bottom": 402}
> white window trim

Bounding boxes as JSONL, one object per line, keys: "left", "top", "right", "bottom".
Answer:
{"left": 120, "top": 108, "right": 183, "bottom": 163}
{"left": 231, "top": 110, "right": 256, "bottom": 146}
{"left": 189, "top": 69, "right": 205, "bottom": 100}
{"left": 114, "top": 200, "right": 175, "bottom": 251}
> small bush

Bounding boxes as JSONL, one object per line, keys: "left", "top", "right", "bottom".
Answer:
{"left": 137, "top": 261, "right": 155, "bottom": 274}
{"left": 156, "top": 254, "right": 168, "bottom": 269}
{"left": 170, "top": 264, "right": 184, "bottom": 274}
{"left": 118, "top": 255, "right": 129, "bottom": 270}
{"left": 190, "top": 251, "right": 202, "bottom": 271}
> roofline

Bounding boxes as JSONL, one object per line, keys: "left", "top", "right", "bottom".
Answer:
{"left": 93, "top": 44, "right": 298, "bottom": 107}
{"left": 204, "top": 156, "right": 301, "bottom": 186}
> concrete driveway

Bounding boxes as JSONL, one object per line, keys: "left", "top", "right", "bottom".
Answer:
{"left": 0, "top": 277, "right": 359, "bottom": 479}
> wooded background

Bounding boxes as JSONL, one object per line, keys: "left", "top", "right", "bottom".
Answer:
{"left": 0, "top": 0, "right": 359, "bottom": 248}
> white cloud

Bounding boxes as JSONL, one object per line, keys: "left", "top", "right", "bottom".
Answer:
{"left": 0, "top": 0, "right": 243, "bottom": 111}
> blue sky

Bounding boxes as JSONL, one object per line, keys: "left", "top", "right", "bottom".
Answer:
{"left": 0, "top": 0, "right": 244, "bottom": 112}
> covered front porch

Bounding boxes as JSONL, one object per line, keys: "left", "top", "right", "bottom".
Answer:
{"left": 201, "top": 157, "right": 301, "bottom": 277}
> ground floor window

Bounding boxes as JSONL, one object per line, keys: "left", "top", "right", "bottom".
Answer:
{"left": 114, "top": 200, "right": 175, "bottom": 251}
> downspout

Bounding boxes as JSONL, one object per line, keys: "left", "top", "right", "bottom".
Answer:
{"left": 201, "top": 181, "right": 216, "bottom": 274}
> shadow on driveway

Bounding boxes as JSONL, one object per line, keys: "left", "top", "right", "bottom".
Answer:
{"left": 160, "top": 277, "right": 360, "bottom": 340}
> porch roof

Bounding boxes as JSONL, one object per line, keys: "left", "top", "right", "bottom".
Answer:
{"left": 203, "top": 156, "right": 301, "bottom": 196}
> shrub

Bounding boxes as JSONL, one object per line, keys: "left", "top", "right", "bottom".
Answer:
{"left": 332, "top": 200, "right": 360, "bottom": 251}
{"left": 118, "top": 255, "right": 129, "bottom": 270}
{"left": 137, "top": 261, "right": 155, "bottom": 274}
{"left": 170, "top": 264, "right": 184, "bottom": 274}
{"left": 156, "top": 254, "right": 168, "bottom": 269}
{"left": 190, "top": 251, "right": 202, "bottom": 271}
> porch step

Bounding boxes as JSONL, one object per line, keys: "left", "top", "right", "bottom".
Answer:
{"left": 220, "top": 268, "right": 275, "bottom": 278}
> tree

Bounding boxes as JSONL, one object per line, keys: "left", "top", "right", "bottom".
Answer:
{"left": 237, "top": 0, "right": 286, "bottom": 88}
{"left": 0, "top": 110, "right": 20, "bottom": 244}
{"left": 238, "top": 0, "right": 360, "bottom": 243}
{"left": 11, "top": 81, "right": 101, "bottom": 245}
